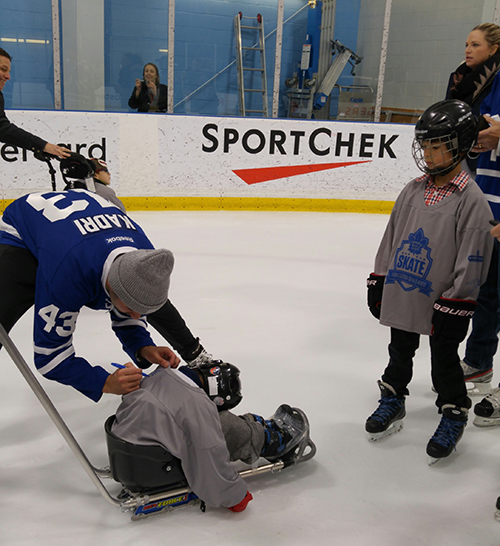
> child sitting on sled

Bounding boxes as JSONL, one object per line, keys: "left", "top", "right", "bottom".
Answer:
{"left": 111, "top": 361, "right": 311, "bottom": 512}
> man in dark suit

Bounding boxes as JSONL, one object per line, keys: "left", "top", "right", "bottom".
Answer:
{"left": 0, "top": 48, "right": 69, "bottom": 158}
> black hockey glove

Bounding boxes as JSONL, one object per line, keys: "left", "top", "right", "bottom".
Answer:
{"left": 431, "top": 298, "right": 476, "bottom": 343}
{"left": 367, "top": 273, "right": 385, "bottom": 319}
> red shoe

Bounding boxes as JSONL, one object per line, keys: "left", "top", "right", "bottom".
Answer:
{"left": 228, "top": 491, "right": 253, "bottom": 513}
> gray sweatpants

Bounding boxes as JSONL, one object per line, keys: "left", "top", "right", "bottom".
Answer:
{"left": 219, "top": 411, "right": 265, "bottom": 465}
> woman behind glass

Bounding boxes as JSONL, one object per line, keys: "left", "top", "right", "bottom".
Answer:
{"left": 128, "top": 62, "right": 167, "bottom": 113}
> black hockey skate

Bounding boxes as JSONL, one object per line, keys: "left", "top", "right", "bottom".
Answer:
{"left": 426, "top": 405, "right": 468, "bottom": 465}
{"left": 251, "top": 405, "right": 311, "bottom": 466}
{"left": 365, "top": 380, "right": 406, "bottom": 442}
{"left": 495, "top": 496, "right": 500, "bottom": 522}
{"left": 473, "top": 388, "right": 500, "bottom": 427}
{"left": 185, "top": 340, "right": 216, "bottom": 368}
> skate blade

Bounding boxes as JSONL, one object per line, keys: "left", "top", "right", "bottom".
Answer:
{"left": 367, "top": 420, "right": 403, "bottom": 443}
{"left": 473, "top": 415, "right": 500, "bottom": 427}
{"left": 428, "top": 450, "right": 460, "bottom": 466}
{"left": 495, "top": 509, "right": 500, "bottom": 523}
{"left": 428, "top": 456, "right": 442, "bottom": 466}
{"left": 466, "top": 382, "right": 492, "bottom": 396}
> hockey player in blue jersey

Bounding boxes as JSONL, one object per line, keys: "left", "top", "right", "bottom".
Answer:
{"left": 0, "top": 188, "right": 181, "bottom": 401}
{"left": 59, "top": 153, "right": 219, "bottom": 370}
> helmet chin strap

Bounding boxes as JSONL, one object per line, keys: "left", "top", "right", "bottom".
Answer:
{"left": 84, "top": 176, "right": 96, "bottom": 193}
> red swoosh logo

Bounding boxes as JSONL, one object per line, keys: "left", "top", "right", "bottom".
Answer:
{"left": 233, "top": 160, "right": 371, "bottom": 185}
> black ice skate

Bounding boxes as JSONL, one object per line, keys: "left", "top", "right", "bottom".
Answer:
{"left": 252, "top": 404, "right": 311, "bottom": 465}
{"left": 365, "top": 380, "right": 406, "bottom": 442}
{"left": 473, "top": 388, "right": 500, "bottom": 427}
{"left": 426, "top": 405, "right": 468, "bottom": 465}
{"left": 495, "top": 496, "right": 500, "bottom": 522}
{"left": 186, "top": 341, "right": 217, "bottom": 368}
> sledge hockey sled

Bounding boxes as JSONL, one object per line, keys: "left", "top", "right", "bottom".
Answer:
{"left": 0, "top": 323, "right": 316, "bottom": 519}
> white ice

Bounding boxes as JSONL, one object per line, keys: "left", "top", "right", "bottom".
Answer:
{"left": 1, "top": 211, "right": 499, "bottom": 546}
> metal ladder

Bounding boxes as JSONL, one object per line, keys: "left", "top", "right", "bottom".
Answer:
{"left": 234, "top": 12, "right": 268, "bottom": 117}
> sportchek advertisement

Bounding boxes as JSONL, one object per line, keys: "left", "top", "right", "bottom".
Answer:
{"left": 0, "top": 110, "right": 420, "bottom": 202}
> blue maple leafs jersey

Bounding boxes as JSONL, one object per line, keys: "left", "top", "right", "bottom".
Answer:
{"left": 0, "top": 189, "right": 158, "bottom": 401}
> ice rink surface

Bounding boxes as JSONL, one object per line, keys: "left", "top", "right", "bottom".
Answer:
{"left": 1, "top": 210, "right": 500, "bottom": 546}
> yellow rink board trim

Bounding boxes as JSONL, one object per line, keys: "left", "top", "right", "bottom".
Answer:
{"left": 0, "top": 197, "right": 394, "bottom": 214}
{"left": 120, "top": 197, "right": 395, "bottom": 214}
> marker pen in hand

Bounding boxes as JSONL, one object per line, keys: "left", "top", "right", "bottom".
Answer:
{"left": 111, "top": 362, "right": 149, "bottom": 378}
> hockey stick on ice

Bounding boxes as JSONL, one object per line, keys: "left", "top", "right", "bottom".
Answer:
{"left": 0, "top": 322, "right": 122, "bottom": 508}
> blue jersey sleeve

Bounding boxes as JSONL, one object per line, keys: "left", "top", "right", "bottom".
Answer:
{"left": 33, "top": 273, "right": 156, "bottom": 401}
{"left": 32, "top": 273, "right": 109, "bottom": 401}
{"left": 476, "top": 72, "right": 500, "bottom": 219}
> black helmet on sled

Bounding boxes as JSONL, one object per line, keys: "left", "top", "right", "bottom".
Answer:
{"left": 59, "top": 152, "right": 96, "bottom": 190}
{"left": 197, "top": 361, "right": 242, "bottom": 411}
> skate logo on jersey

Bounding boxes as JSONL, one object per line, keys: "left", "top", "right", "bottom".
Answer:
{"left": 73, "top": 213, "right": 137, "bottom": 236}
{"left": 386, "top": 228, "right": 433, "bottom": 295}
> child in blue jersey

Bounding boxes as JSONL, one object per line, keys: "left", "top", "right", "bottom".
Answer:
{"left": 0, "top": 188, "right": 180, "bottom": 401}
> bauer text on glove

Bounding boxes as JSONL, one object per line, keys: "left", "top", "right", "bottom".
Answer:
{"left": 431, "top": 298, "right": 476, "bottom": 342}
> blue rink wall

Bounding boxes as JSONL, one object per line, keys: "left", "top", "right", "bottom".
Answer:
{"left": 0, "top": 0, "right": 361, "bottom": 117}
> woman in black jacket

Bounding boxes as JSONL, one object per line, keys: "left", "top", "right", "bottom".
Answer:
{"left": 128, "top": 62, "right": 167, "bottom": 113}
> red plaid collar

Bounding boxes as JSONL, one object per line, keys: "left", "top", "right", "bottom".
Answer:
{"left": 419, "top": 171, "right": 469, "bottom": 206}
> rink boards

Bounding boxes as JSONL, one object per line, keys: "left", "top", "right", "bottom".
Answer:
{"left": 0, "top": 110, "right": 420, "bottom": 212}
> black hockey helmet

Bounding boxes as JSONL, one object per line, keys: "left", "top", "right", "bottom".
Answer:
{"left": 197, "top": 361, "right": 242, "bottom": 411}
{"left": 60, "top": 152, "right": 96, "bottom": 190}
{"left": 411, "top": 99, "right": 477, "bottom": 176}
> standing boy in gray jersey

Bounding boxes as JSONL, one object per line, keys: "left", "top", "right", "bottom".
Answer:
{"left": 365, "top": 100, "right": 493, "bottom": 463}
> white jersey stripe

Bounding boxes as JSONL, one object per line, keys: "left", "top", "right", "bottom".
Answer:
{"left": 37, "top": 345, "right": 76, "bottom": 375}
{"left": 477, "top": 168, "right": 500, "bottom": 178}
{"left": 33, "top": 338, "right": 73, "bottom": 355}
{"left": 112, "top": 317, "right": 148, "bottom": 329}
{"left": 484, "top": 194, "right": 500, "bottom": 204}
{"left": 0, "top": 218, "right": 22, "bottom": 240}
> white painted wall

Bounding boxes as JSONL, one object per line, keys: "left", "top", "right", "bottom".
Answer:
{"left": 61, "top": 0, "right": 105, "bottom": 111}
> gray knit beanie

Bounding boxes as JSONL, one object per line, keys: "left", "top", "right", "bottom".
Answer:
{"left": 107, "top": 249, "right": 174, "bottom": 315}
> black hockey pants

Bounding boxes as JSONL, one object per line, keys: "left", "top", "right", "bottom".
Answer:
{"left": 381, "top": 327, "right": 471, "bottom": 411}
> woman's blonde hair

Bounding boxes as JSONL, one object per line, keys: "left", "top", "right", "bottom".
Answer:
{"left": 473, "top": 23, "right": 500, "bottom": 48}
